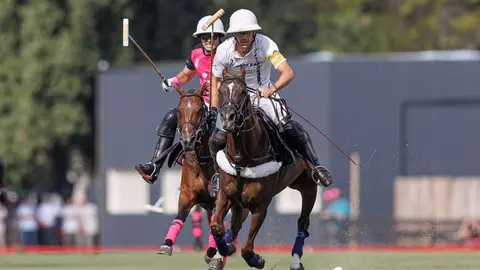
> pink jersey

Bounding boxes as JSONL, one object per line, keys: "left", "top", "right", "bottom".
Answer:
{"left": 186, "top": 44, "right": 216, "bottom": 104}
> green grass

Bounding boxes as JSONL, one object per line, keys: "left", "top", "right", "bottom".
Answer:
{"left": 1, "top": 251, "right": 479, "bottom": 270}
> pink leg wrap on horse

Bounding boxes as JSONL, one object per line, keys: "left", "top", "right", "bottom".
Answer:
{"left": 165, "top": 219, "right": 184, "bottom": 244}
{"left": 192, "top": 228, "right": 202, "bottom": 238}
{"left": 209, "top": 214, "right": 217, "bottom": 248}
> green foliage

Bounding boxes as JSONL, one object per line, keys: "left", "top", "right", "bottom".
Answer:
{"left": 1, "top": 0, "right": 478, "bottom": 192}
{"left": 315, "top": 0, "right": 480, "bottom": 52}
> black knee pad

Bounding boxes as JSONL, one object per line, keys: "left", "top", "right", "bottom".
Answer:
{"left": 156, "top": 108, "right": 178, "bottom": 138}
{"left": 209, "top": 129, "right": 227, "bottom": 154}
{"left": 282, "top": 120, "right": 309, "bottom": 146}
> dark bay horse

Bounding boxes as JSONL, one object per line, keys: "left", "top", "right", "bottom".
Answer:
{"left": 210, "top": 69, "right": 318, "bottom": 270}
{"left": 158, "top": 86, "right": 247, "bottom": 270}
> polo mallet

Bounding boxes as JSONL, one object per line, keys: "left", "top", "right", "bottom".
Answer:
{"left": 144, "top": 196, "right": 165, "bottom": 214}
{"left": 122, "top": 18, "right": 185, "bottom": 95}
{"left": 202, "top": 9, "right": 225, "bottom": 110}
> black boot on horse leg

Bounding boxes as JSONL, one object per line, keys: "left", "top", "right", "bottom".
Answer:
{"left": 290, "top": 222, "right": 310, "bottom": 270}
{"left": 241, "top": 210, "right": 268, "bottom": 269}
{"left": 282, "top": 120, "right": 332, "bottom": 187}
{"left": 135, "top": 109, "right": 177, "bottom": 184}
{"left": 208, "top": 128, "right": 227, "bottom": 197}
{"left": 210, "top": 190, "right": 236, "bottom": 258}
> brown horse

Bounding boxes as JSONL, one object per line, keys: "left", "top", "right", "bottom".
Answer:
{"left": 209, "top": 69, "right": 319, "bottom": 270}
{"left": 157, "top": 86, "right": 247, "bottom": 270}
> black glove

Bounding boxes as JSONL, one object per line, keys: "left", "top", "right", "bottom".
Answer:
{"left": 207, "top": 108, "right": 218, "bottom": 125}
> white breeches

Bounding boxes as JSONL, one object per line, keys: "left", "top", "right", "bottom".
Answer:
{"left": 216, "top": 92, "right": 288, "bottom": 131}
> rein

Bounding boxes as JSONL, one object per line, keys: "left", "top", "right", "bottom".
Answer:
{"left": 219, "top": 77, "right": 276, "bottom": 169}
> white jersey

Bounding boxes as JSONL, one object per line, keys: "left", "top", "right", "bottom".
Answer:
{"left": 212, "top": 34, "right": 287, "bottom": 89}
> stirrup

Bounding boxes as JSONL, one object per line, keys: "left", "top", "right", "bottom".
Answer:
{"left": 209, "top": 173, "right": 219, "bottom": 198}
{"left": 311, "top": 166, "right": 321, "bottom": 185}
{"left": 144, "top": 162, "right": 158, "bottom": 179}
{"left": 311, "top": 165, "right": 329, "bottom": 186}
{"left": 136, "top": 162, "right": 158, "bottom": 184}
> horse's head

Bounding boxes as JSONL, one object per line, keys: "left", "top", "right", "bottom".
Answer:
{"left": 176, "top": 86, "right": 208, "bottom": 151}
{"left": 219, "top": 66, "right": 250, "bottom": 132}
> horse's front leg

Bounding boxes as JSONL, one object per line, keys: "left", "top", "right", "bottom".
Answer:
{"left": 204, "top": 209, "right": 219, "bottom": 263}
{"left": 242, "top": 208, "right": 268, "bottom": 269}
{"left": 210, "top": 188, "right": 235, "bottom": 257}
{"left": 158, "top": 186, "right": 197, "bottom": 256}
{"left": 225, "top": 204, "right": 249, "bottom": 244}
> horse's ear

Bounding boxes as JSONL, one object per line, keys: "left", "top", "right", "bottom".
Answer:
{"left": 239, "top": 65, "right": 246, "bottom": 79}
{"left": 222, "top": 67, "right": 230, "bottom": 79}
{"left": 175, "top": 85, "right": 186, "bottom": 96}
{"left": 195, "top": 85, "right": 206, "bottom": 96}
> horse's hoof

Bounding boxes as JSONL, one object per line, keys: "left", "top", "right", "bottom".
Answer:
{"left": 204, "top": 253, "right": 212, "bottom": 264}
{"left": 255, "top": 255, "right": 265, "bottom": 269}
{"left": 290, "top": 262, "right": 305, "bottom": 270}
{"left": 156, "top": 245, "right": 173, "bottom": 256}
{"left": 227, "top": 243, "right": 236, "bottom": 256}
{"left": 207, "top": 258, "right": 224, "bottom": 270}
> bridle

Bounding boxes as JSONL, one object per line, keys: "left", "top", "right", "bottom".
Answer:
{"left": 176, "top": 91, "right": 209, "bottom": 152}
{"left": 219, "top": 76, "right": 275, "bottom": 167}
{"left": 219, "top": 76, "right": 258, "bottom": 133}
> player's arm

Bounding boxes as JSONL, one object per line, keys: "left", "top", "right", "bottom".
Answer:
{"left": 266, "top": 38, "right": 294, "bottom": 93}
{"left": 210, "top": 75, "right": 222, "bottom": 109}
{"left": 173, "top": 67, "right": 196, "bottom": 86}
{"left": 271, "top": 61, "right": 293, "bottom": 93}
{"left": 211, "top": 49, "right": 226, "bottom": 110}
{"left": 165, "top": 52, "right": 196, "bottom": 88}
{"left": 171, "top": 54, "right": 197, "bottom": 86}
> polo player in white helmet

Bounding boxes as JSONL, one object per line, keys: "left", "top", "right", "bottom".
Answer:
{"left": 208, "top": 9, "right": 332, "bottom": 190}
{"left": 135, "top": 15, "right": 226, "bottom": 184}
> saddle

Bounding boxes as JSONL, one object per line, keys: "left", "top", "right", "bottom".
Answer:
{"left": 255, "top": 108, "right": 296, "bottom": 166}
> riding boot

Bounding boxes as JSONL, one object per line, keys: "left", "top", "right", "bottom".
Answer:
{"left": 301, "top": 138, "right": 332, "bottom": 187}
{"left": 282, "top": 120, "right": 332, "bottom": 187}
{"left": 135, "top": 135, "right": 174, "bottom": 184}
{"left": 135, "top": 109, "right": 177, "bottom": 184}
{"left": 208, "top": 128, "right": 228, "bottom": 197}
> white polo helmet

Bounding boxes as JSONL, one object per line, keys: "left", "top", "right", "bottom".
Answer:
{"left": 192, "top": 15, "right": 226, "bottom": 38}
{"left": 227, "top": 9, "right": 262, "bottom": 33}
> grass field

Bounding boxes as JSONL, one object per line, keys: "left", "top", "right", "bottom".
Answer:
{"left": 1, "top": 251, "right": 480, "bottom": 270}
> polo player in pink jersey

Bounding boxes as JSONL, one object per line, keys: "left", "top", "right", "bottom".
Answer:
{"left": 135, "top": 15, "right": 225, "bottom": 185}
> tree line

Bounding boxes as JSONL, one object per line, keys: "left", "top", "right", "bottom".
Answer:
{"left": 0, "top": 0, "right": 478, "bottom": 195}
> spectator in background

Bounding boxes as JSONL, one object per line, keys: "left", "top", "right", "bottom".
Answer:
{"left": 0, "top": 202, "right": 6, "bottom": 247}
{"left": 36, "top": 193, "right": 61, "bottom": 245}
{"left": 77, "top": 198, "right": 98, "bottom": 247}
{"left": 61, "top": 197, "right": 80, "bottom": 246}
{"left": 320, "top": 187, "right": 350, "bottom": 245}
{"left": 457, "top": 219, "right": 480, "bottom": 245}
{"left": 0, "top": 156, "right": 4, "bottom": 198}
{"left": 16, "top": 194, "right": 38, "bottom": 246}
{"left": 66, "top": 149, "right": 91, "bottom": 205}
{"left": 4, "top": 189, "right": 20, "bottom": 247}
{"left": 0, "top": 157, "right": 6, "bottom": 247}
{"left": 191, "top": 205, "right": 203, "bottom": 251}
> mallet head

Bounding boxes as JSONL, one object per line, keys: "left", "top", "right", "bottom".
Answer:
{"left": 123, "top": 18, "right": 129, "bottom": 47}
